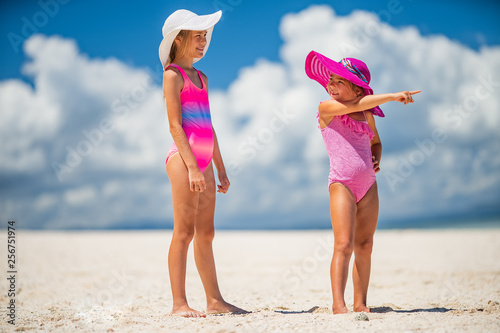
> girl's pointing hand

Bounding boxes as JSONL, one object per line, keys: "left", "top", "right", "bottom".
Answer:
{"left": 393, "top": 90, "right": 421, "bottom": 105}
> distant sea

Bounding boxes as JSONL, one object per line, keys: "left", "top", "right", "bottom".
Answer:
{"left": 17, "top": 214, "right": 500, "bottom": 231}
{"left": 378, "top": 215, "right": 500, "bottom": 230}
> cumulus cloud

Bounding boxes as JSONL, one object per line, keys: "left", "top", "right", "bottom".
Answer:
{"left": 1, "top": 5, "right": 499, "bottom": 229}
{"left": 212, "top": 4, "right": 500, "bottom": 225}
{"left": 0, "top": 34, "right": 172, "bottom": 229}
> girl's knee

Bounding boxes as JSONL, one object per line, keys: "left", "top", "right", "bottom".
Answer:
{"left": 354, "top": 238, "right": 373, "bottom": 256}
{"left": 173, "top": 228, "right": 195, "bottom": 245}
{"left": 194, "top": 226, "right": 215, "bottom": 244}
{"left": 334, "top": 239, "right": 354, "bottom": 257}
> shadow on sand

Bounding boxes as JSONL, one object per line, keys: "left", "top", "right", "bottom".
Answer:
{"left": 274, "top": 306, "right": 455, "bottom": 315}
{"left": 371, "top": 306, "right": 454, "bottom": 313}
{"left": 274, "top": 306, "right": 323, "bottom": 314}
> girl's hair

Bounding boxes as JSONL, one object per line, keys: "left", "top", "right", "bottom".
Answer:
{"left": 169, "top": 30, "right": 191, "bottom": 64}
{"left": 348, "top": 81, "right": 364, "bottom": 97}
{"left": 163, "top": 30, "right": 191, "bottom": 120}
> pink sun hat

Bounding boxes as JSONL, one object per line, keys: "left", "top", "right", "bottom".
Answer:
{"left": 305, "top": 51, "right": 384, "bottom": 117}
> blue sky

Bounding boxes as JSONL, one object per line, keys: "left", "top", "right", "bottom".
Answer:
{"left": 1, "top": 0, "right": 500, "bottom": 229}
{"left": 2, "top": 0, "right": 500, "bottom": 89}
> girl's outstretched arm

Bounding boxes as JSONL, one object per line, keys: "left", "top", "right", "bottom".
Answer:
{"left": 164, "top": 68, "right": 206, "bottom": 192}
{"left": 212, "top": 128, "right": 230, "bottom": 193}
{"left": 319, "top": 90, "right": 421, "bottom": 118}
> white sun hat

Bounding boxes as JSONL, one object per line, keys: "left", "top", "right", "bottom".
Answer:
{"left": 158, "top": 9, "right": 222, "bottom": 69}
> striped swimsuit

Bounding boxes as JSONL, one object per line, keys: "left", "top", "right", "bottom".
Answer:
{"left": 165, "top": 64, "right": 214, "bottom": 173}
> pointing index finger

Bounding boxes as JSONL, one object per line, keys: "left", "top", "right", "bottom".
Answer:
{"left": 409, "top": 90, "right": 421, "bottom": 95}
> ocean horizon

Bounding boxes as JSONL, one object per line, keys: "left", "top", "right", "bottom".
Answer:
{"left": 10, "top": 214, "right": 500, "bottom": 231}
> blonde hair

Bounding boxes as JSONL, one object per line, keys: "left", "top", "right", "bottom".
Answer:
{"left": 348, "top": 81, "right": 364, "bottom": 97}
{"left": 168, "top": 30, "right": 191, "bottom": 64}
{"left": 163, "top": 30, "right": 191, "bottom": 121}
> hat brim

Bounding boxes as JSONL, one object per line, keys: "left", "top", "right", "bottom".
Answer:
{"left": 159, "top": 10, "right": 222, "bottom": 69}
{"left": 305, "top": 51, "right": 384, "bottom": 117}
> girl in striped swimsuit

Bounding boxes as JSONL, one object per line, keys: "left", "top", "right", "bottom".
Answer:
{"left": 160, "top": 9, "right": 246, "bottom": 317}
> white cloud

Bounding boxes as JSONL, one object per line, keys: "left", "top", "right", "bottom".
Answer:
{"left": 63, "top": 185, "right": 97, "bottom": 206}
{"left": 1, "top": 5, "right": 499, "bottom": 229}
{"left": 0, "top": 79, "right": 59, "bottom": 172}
{"left": 34, "top": 193, "right": 58, "bottom": 211}
{"left": 0, "top": 34, "right": 172, "bottom": 229}
{"left": 212, "top": 5, "right": 500, "bottom": 223}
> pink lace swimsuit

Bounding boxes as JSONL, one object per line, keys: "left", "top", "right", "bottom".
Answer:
{"left": 165, "top": 64, "right": 214, "bottom": 173}
{"left": 319, "top": 111, "right": 376, "bottom": 203}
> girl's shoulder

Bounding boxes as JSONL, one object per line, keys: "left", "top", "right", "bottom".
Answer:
{"left": 365, "top": 110, "right": 377, "bottom": 127}
{"left": 197, "top": 69, "right": 208, "bottom": 81}
{"left": 318, "top": 98, "right": 339, "bottom": 114}
{"left": 163, "top": 66, "right": 185, "bottom": 94}
{"left": 164, "top": 65, "right": 181, "bottom": 77}
{"left": 163, "top": 66, "right": 184, "bottom": 85}
{"left": 195, "top": 68, "right": 209, "bottom": 88}
{"left": 365, "top": 110, "right": 376, "bottom": 122}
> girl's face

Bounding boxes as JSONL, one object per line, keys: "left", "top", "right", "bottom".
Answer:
{"left": 327, "top": 74, "right": 360, "bottom": 102}
{"left": 185, "top": 30, "right": 208, "bottom": 59}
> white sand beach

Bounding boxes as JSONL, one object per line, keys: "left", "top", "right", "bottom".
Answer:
{"left": 1, "top": 229, "right": 499, "bottom": 332}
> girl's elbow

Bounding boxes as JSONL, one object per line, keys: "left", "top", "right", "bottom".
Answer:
{"left": 169, "top": 123, "right": 182, "bottom": 134}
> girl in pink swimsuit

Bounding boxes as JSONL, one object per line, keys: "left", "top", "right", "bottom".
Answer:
{"left": 305, "top": 51, "right": 420, "bottom": 314}
{"left": 160, "top": 9, "right": 246, "bottom": 317}
{"left": 165, "top": 62, "right": 214, "bottom": 173}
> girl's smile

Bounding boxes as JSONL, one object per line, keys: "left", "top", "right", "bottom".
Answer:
{"left": 191, "top": 30, "right": 207, "bottom": 58}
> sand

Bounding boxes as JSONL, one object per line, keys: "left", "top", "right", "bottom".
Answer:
{"left": 1, "top": 229, "right": 499, "bottom": 332}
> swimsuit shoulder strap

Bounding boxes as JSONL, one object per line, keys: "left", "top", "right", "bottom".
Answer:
{"left": 165, "top": 63, "right": 189, "bottom": 82}
{"left": 166, "top": 64, "right": 204, "bottom": 90}
{"left": 192, "top": 67, "right": 205, "bottom": 90}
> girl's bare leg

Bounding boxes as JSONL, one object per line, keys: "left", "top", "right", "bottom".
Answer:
{"left": 193, "top": 163, "right": 248, "bottom": 314}
{"left": 166, "top": 153, "right": 206, "bottom": 318}
{"left": 352, "top": 182, "right": 379, "bottom": 313}
{"left": 329, "top": 183, "right": 357, "bottom": 314}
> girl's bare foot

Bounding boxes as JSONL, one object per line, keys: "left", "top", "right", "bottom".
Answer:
{"left": 171, "top": 305, "right": 206, "bottom": 318}
{"left": 206, "top": 300, "right": 249, "bottom": 315}
{"left": 332, "top": 305, "right": 349, "bottom": 314}
{"left": 353, "top": 305, "right": 371, "bottom": 313}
